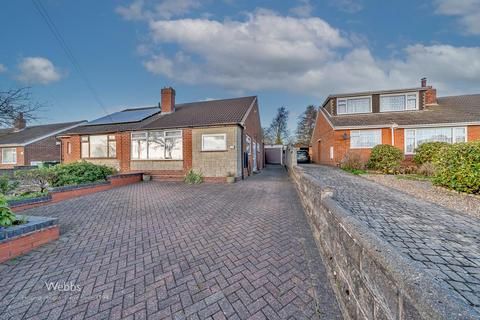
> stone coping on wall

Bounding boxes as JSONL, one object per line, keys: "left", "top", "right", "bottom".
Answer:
{"left": 290, "top": 165, "right": 479, "bottom": 320}
{"left": 48, "top": 180, "right": 111, "bottom": 193}
{"left": 0, "top": 215, "right": 58, "bottom": 242}
{"left": 7, "top": 194, "right": 52, "bottom": 207}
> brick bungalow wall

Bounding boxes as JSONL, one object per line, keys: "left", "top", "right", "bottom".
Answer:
{"left": 243, "top": 101, "right": 264, "bottom": 175}
{"left": 24, "top": 135, "right": 61, "bottom": 164}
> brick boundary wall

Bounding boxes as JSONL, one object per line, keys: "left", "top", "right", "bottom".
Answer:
{"left": 11, "top": 173, "right": 142, "bottom": 212}
{"left": 289, "top": 165, "right": 478, "bottom": 320}
{"left": 0, "top": 226, "right": 59, "bottom": 263}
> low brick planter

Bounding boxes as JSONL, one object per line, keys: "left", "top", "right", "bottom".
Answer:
{"left": 11, "top": 173, "right": 143, "bottom": 212}
{"left": 0, "top": 216, "right": 59, "bottom": 263}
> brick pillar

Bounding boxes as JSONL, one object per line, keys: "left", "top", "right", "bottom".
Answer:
{"left": 118, "top": 132, "right": 131, "bottom": 173}
{"left": 183, "top": 129, "right": 192, "bottom": 173}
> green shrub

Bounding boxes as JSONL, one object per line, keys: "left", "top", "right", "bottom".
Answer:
{"left": 417, "top": 162, "right": 436, "bottom": 176}
{"left": 184, "top": 169, "right": 203, "bottom": 184}
{"left": 413, "top": 142, "right": 450, "bottom": 165}
{"left": 367, "top": 144, "right": 404, "bottom": 174}
{"left": 0, "top": 174, "right": 19, "bottom": 195}
{"left": 433, "top": 141, "right": 480, "bottom": 194}
{"left": 49, "top": 161, "right": 117, "bottom": 187}
{"left": 0, "top": 195, "right": 16, "bottom": 227}
{"left": 340, "top": 151, "right": 365, "bottom": 170}
{"left": 15, "top": 169, "right": 58, "bottom": 192}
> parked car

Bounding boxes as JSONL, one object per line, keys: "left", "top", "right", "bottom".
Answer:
{"left": 296, "top": 150, "right": 310, "bottom": 163}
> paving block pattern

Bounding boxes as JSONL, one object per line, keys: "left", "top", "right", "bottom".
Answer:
{"left": 302, "top": 164, "right": 480, "bottom": 312}
{"left": 0, "top": 166, "right": 341, "bottom": 320}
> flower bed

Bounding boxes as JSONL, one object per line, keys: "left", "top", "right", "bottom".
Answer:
{"left": 0, "top": 215, "right": 59, "bottom": 263}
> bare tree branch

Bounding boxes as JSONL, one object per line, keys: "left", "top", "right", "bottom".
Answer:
{"left": 0, "top": 87, "right": 43, "bottom": 128}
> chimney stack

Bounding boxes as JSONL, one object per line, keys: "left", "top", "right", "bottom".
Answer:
{"left": 14, "top": 113, "right": 26, "bottom": 131}
{"left": 161, "top": 87, "right": 175, "bottom": 113}
{"left": 421, "top": 77, "right": 427, "bottom": 87}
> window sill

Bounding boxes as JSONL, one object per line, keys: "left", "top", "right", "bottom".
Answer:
{"left": 349, "top": 147, "right": 375, "bottom": 149}
{"left": 81, "top": 158, "right": 118, "bottom": 160}
{"left": 131, "top": 159, "right": 183, "bottom": 161}
{"left": 200, "top": 150, "right": 228, "bottom": 152}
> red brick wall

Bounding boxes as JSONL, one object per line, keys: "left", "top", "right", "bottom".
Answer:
{"left": 243, "top": 100, "right": 263, "bottom": 175}
{"left": 0, "top": 226, "right": 59, "bottom": 263}
{"left": 117, "top": 132, "right": 131, "bottom": 173}
{"left": 0, "top": 146, "right": 25, "bottom": 169}
{"left": 183, "top": 128, "right": 193, "bottom": 173}
{"left": 311, "top": 112, "right": 335, "bottom": 165}
{"left": 468, "top": 125, "right": 480, "bottom": 141}
{"left": 24, "top": 135, "right": 61, "bottom": 164}
{"left": 61, "top": 136, "right": 81, "bottom": 164}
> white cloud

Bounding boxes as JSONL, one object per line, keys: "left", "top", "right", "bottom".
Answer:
{"left": 328, "top": 0, "right": 363, "bottom": 13}
{"left": 290, "top": 0, "right": 314, "bottom": 17}
{"left": 0, "top": 64, "right": 6, "bottom": 73}
{"left": 136, "top": 11, "right": 480, "bottom": 97}
{"left": 434, "top": 0, "right": 480, "bottom": 35}
{"left": 116, "top": 0, "right": 201, "bottom": 21}
{"left": 17, "top": 57, "right": 62, "bottom": 85}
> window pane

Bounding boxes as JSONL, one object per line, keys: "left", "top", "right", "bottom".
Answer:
{"left": 380, "top": 95, "right": 405, "bottom": 112}
{"left": 139, "top": 140, "right": 147, "bottom": 159}
{"left": 109, "top": 141, "right": 116, "bottom": 158}
{"left": 165, "top": 130, "right": 181, "bottom": 137}
{"left": 132, "top": 132, "right": 147, "bottom": 140}
{"left": 81, "top": 142, "right": 89, "bottom": 158}
{"left": 90, "top": 135, "right": 108, "bottom": 157}
{"left": 406, "top": 94, "right": 417, "bottom": 110}
{"left": 350, "top": 130, "right": 381, "bottom": 148}
{"left": 405, "top": 130, "right": 416, "bottom": 153}
{"left": 148, "top": 132, "right": 165, "bottom": 159}
{"left": 454, "top": 128, "right": 466, "bottom": 143}
{"left": 337, "top": 100, "right": 347, "bottom": 114}
{"left": 2, "top": 148, "right": 16, "bottom": 164}
{"left": 347, "top": 98, "right": 370, "bottom": 113}
{"left": 131, "top": 141, "right": 139, "bottom": 159}
{"left": 416, "top": 128, "right": 452, "bottom": 146}
{"left": 165, "top": 137, "right": 182, "bottom": 159}
{"left": 203, "top": 134, "right": 227, "bottom": 151}
{"left": 81, "top": 136, "right": 89, "bottom": 142}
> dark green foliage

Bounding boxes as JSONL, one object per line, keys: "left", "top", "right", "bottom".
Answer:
{"left": 433, "top": 141, "right": 480, "bottom": 194}
{"left": 0, "top": 194, "right": 16, "bottom": 227}
{"left": 49, "top": 161, "right": 117, "bottom": 187}
{"left": 0, "top": 174, "right": 19, "bottom": 195}
{"left": 367, "top": 144, "right": 404, "bottom": 174}
{"left": 413, "top": 142, "right": 450, "bottom": 165}
{"left": 184, "top": 169, "right": 203, "bottom": 184}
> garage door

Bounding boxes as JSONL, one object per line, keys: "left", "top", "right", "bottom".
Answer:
{"left": 265, "top": 147, "right": 282, "bottom": 164}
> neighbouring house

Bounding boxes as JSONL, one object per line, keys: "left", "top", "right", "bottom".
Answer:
{"left": 0, "top": 115, "right": 86, "bottom": 169}
{"left": 311, "top": 78, "right": 480, "bottom": 165}
{"left": 59, "top": 87, "right": 263, "bottom": 182}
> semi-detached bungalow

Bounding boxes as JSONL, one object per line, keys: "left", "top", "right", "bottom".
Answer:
{"left": 0, "top": 116, "right": 85, "bottom": 169}
{"left": 311, "top": 78, "right": 480, "bottom": 165}
{"left": 59, "top": 87, "right": 263, "bottom": 182}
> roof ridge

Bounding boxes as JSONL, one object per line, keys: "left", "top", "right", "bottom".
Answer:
{"left": 438, "top": 93, "right": 480, "bottom": 99}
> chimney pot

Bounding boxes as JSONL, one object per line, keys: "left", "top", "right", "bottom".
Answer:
{"left": 421, "top": 77, "right": 427, "bottom": 87}
{"left": 161, "top": 87, "right": 175, "bottom": 113}
{"left": 14, "top": 112, "right": 26, "bottom": 131}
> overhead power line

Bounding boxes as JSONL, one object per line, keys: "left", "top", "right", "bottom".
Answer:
{"left": 31, "top": 0, "right": 113, "bottom": 121}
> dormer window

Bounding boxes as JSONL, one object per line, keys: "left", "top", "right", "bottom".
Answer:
{"left": 380, "top": 92, "right": 418, "bottom": 112}
{"left": 336, "top": 96, "right": 372, "bottom": 115}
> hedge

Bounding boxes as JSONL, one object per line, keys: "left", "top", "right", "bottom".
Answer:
{"left": 413, "top": 142, "right": 450, "bottom": 165}
{"left": 367, "top": 144, "right": 404, "bottom": 174}
{"left": 433, "top": 141, "right": 480, "bottom": 194}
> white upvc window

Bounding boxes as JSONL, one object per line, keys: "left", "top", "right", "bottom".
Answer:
{"left": 202, "top": 133, "right": 227, "bottom": 151}
{"left": 404, "top": 127, "right": 467, "bottom": 154}
{"left": 131, "top": 130, "right": 183, "bottom": 160}
{"left": 1, "top": 148, "right": 17, "bottom": 164}
{"left": 81, "top": 135, "right": 116, "bottom": 158}
{"left": 350, "top": 129, "right": 382, "bottom": 149}
{"left": 380, "top": 92, "right": 418, "bottom": 112}
{"left": 337, "top": 96, "right": 372, "bottom": 115}
{"left": 329, "top": 146, "right": 334, "bottom": 159}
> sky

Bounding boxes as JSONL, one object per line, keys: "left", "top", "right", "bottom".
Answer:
{"left": 1, "top": 0, "right": 479, "bottom": 132}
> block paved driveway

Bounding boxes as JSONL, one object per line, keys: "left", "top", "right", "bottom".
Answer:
{"left": 301, "top": 164, "right": 480, "bottom": 312}
{"left": 0, "top": 166, "right": 341, "bottom": 320}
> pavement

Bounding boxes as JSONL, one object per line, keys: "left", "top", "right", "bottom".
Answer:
{"left": 0, "top": 166, "right": 341, "bottom": 320}
{"left": 301, "top": 164, "right": 480, "bottom": 312}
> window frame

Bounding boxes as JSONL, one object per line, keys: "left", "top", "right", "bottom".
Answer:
{"left": 131, "top": 130, "right": 183, "bottom": 160}
{"left": 404, "top": 126, "right": 468, "bottom": 155}
{"left": 350, "top": 129, "right": 382, "bottom": 149}
{"left": 380, "top": 92, "right": 419, "bottom": 112}
{"left": 201, "top": 133, "right": 227, "bottom": 152}
{"left": 80, "top": 134, "right": 116, "bottom": 159}
{"left": 336, "top": 96, "right": 372, "bottom": 115}
{"left": 329, "top": 146, "right": 334, "bottom": 160}
{"left": 1, "top": 147, "right": 17, "bottom": 164}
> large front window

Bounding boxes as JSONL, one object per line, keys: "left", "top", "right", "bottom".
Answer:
{"left": 380, "top": 93, "right": 418, "bottom": 112}
{"left": 131, "top": 130, "right": 182, "bottom": 160}
{"left": 404, "top": 127, "right": 467, "bottom": 154}
{"left": 337, "top": 97, "right": 371, "bottom": 115}
{"left": 202, "top": 134, "right": 227, "bottom": 151}
{"left": 1, "top": 148, "right": 17, "bottom": 164}
{"left": 350, "top": 129, "right": 382, "bottom": 149}
{"left": 81, "top": 135, "right": 116, "bottom": 158}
